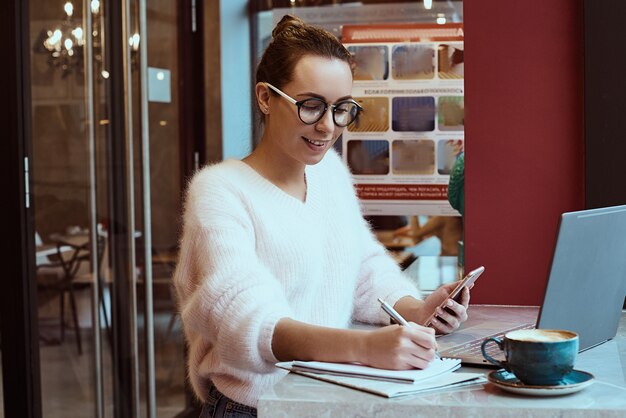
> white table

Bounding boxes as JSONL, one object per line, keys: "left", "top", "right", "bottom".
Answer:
{"left": 259, "top": 306, "right": 626, "bottom": 418}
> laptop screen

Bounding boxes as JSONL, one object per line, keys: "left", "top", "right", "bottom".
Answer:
{"left": 537, "top": 205, "right": 626, "bottom": 350}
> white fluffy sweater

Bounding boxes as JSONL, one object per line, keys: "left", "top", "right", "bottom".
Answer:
{"left": 173, "top": 150, "right": 420, "bottom": 407}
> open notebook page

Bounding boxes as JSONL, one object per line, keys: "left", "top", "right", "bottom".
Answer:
{"left": 277, "top": 357, "right": 461, "bottom": 384}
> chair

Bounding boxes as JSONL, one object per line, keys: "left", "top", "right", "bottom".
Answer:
{"left": 150, "top": 246, "right": 179, "bottom": 339}
{"left": 36, "top": 232, "right": 89, "bottom": 354}
{"left": 71, "top": 227, "right": 112, "bottom": 348}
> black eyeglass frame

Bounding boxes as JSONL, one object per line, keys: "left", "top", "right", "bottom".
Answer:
{"left": 265, "top": 82, "right": 363, "bottom": 127}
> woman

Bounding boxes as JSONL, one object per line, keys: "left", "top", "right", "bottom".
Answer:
{"left": 174, "top": 15, "right": 471, "bottom": 417}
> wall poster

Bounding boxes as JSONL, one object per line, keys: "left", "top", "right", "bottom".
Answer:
{"left": 342, "top": 23, "right": 464, "bottom": 216}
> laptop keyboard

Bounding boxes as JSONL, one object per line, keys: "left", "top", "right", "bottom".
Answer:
{"left": 442, "top": 323, "right": 535, "bottom": 360}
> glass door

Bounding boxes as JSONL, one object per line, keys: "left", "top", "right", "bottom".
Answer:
{"left": 25, "top": 0, "right": 187, "bottom": 416}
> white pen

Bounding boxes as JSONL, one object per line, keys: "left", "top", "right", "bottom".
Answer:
{"left": 377, "top": 297, "right": 409, "bottom": 326}
{"left": 377, "top": 297, "right": 440, "bottom": 359}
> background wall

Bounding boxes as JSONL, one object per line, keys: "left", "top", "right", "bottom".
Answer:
{"left": 464, "top": 0, "right": 585, "bottom": 305}
{"left": 584, "top": 0, "right": 626, "bottom": 210}
{"left": 220, "top": 0, "right": 253, "bottom": 159}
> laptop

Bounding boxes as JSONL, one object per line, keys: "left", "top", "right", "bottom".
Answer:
{"left": 437, "top": 205, "right": 626, "bottom": 366}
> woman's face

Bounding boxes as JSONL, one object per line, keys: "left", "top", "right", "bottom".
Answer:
{"left": 265, "top": 55, "right": 354, "bottom": 166}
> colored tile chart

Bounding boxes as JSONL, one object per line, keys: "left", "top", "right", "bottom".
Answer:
{"left": 343, "top": 23, "right": 464, "bottom": 216}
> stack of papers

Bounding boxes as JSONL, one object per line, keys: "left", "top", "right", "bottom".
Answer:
{"left": 276, "top": 359, "right": 485, "bottom": 398}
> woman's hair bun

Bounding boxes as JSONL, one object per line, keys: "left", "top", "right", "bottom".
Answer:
{"left": 272, "top": 14, "right": 306, "bottom": 38}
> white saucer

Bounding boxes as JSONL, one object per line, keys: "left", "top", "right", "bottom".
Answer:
{"left": 488, "top": 369, "right": 595, "bottom": 396}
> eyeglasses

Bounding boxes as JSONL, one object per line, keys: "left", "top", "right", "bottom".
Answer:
{"left": 265, "top": 83, "right": 362, "bottom": 127}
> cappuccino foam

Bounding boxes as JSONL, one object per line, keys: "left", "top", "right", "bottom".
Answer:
{"left": 507, "top": 329, "right": 576, "bottom": 342}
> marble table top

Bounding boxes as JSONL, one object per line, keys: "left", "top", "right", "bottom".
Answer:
{"left": 259, "top": 305, "right": 626, "bottom": 418}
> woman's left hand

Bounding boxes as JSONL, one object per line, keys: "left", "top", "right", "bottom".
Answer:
{"left": 422, "top": 282, "right": 470, "bottom": 334}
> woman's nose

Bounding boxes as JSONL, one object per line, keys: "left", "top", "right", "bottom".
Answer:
{"left": 315, "top": 108, "right": 335, "bottom": 133}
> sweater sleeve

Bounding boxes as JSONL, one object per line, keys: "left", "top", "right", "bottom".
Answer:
{"left": 351, "top": 218, "right": 422, "bottom": 325}
{"left": 326, "top": 151, "right": 421, "bottom": 324}
{"left": 174, "top": 171, "right": 293, "bottom": 374}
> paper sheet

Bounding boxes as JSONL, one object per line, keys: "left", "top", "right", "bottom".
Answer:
{"left": 276, "top": 362, "right": 485, "bottom": 398}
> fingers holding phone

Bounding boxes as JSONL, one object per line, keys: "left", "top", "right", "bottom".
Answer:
{"left": 423, "top": 266, "right": 484, "bottom": 333}
{"left": 429, "top": 292, "right": 469, "bottom": 333}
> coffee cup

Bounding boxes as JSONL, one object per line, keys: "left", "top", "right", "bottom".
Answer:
{"left": 481, "top": 329, "right": 578, "bottom": 386}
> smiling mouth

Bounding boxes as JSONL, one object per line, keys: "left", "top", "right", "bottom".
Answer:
{"left": 303, "top": 137, "right": 327, "bottom": 147}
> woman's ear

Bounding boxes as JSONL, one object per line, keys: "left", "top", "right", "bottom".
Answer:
{"left": 256, "top": 83, "right": 271, "bottom": 114}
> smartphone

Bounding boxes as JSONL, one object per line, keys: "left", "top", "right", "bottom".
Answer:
{"left": 424, "top": 265, "right": 485, "bottom": 327}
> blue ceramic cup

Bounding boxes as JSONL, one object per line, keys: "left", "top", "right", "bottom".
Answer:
{"left": 481, "top": 329, "right": 579, "bottom": 386}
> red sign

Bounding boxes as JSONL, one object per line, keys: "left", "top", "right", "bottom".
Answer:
{"left": 355, "top": 184, "right": 448, "bottom": 200}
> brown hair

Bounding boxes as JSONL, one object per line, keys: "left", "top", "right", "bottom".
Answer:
{"left": 256, "top": 14, "right": 354, "bottom": 89}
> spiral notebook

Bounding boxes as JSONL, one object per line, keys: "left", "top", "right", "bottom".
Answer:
{"left": 276, "top": 358, "right": 485, "bottom": 398}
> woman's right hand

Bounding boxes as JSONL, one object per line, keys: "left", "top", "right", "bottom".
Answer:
{"left": 361, "top": 323, "right": 438, "bottom": 370}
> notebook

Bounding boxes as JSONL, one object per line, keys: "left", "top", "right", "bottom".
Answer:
{"left": 437, "top": 205, "right": 626, "bottom": 366}
{"left": 279, "top": 358, "right": 462, "bottom": 383}
{"left": 276, "top": 358, "right": 485, "bottom": 398}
